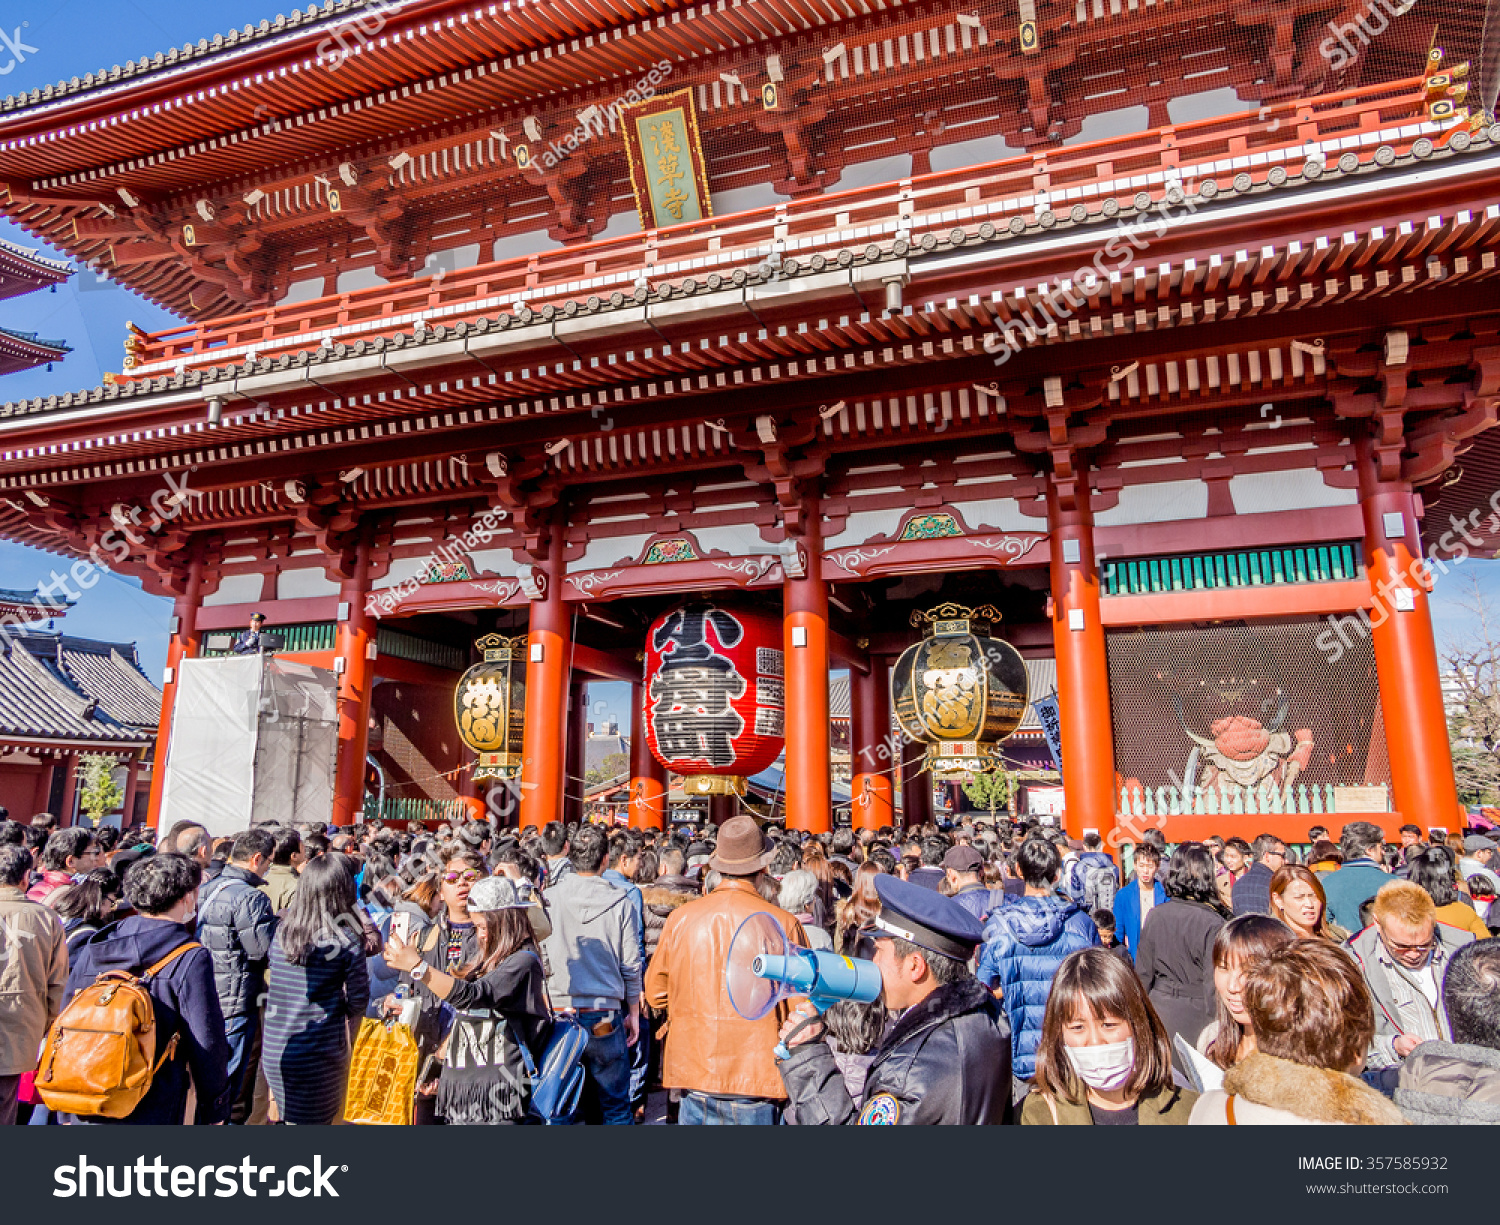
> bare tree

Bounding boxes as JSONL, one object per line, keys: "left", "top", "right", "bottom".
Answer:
{"left": 1439, "top": 574, "right": 1500, "bottom": 804}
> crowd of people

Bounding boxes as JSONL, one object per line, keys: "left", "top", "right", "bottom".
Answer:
{"left": 1, "top": 806, "right": 1499, "bottom": 1126}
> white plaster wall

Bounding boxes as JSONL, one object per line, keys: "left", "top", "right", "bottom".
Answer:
{"left": 1229, "top": 470, "right": 1359, "bottom": 514}
{"left": 201, "top": 574, "right": 265, "bottom": 607}
{"left": 276, "top": 567, "right": 340, "bottom": 600}
{"left": 1093, "top": 480, "right": 1209, "bottom": 526}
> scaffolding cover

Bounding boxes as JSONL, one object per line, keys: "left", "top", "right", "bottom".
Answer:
{"left": 158, "top": 655, "right": 338, "bottom": 837}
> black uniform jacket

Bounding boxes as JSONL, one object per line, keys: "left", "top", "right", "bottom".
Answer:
{"left": 778, "top": 976, "right": 1013, "bottom": 1125}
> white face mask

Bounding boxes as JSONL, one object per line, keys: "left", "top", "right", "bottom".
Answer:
{"left": 1064, "top": 1037, "right": 1136, "bottom": 1091}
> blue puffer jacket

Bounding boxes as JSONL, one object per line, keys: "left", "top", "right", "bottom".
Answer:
{"left": 976, "top": 894, "right": 1099, "bottom": 1080}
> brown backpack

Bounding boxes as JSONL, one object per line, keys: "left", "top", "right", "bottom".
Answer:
{"left": 35, "top": 942, "right": 201, "bottom": 1119}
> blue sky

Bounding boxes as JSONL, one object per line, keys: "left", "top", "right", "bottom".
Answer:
{"left": 0, "top": 0, "right": 1496, "bottom": 694}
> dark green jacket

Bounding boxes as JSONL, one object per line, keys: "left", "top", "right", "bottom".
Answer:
{"left": 1020, "top": 1083, "right": 1197, "bottom": 1125}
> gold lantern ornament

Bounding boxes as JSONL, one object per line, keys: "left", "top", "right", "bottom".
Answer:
{"left": 892, "top": 603, "right": 1029, "bottom": 778}
{"left": 455, "top": 633, "right": 527, "bottom": 779}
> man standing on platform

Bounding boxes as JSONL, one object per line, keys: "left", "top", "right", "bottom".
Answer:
{"left": 645, "top": 816, "right": 807, "bottom": 1124}
{"left": 230, "top": 611, "right": 267, "bottom": 655}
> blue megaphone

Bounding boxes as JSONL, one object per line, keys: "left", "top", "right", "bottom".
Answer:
{"left": 725, "top": 912, "right": 884, "bottom": 1056}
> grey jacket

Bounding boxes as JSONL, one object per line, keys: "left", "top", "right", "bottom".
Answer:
{"left": 1396, "top": 1041, "right": 1500, "bottom": 1125}
{"left": 1345, "top": 922, "right": 1475, "bottom": 1071}
{"left": 195, "top": 864, "right": 277, "bottom": 1018}
{"left": 541, "top": 871, "right": 641, "bottom": 1009}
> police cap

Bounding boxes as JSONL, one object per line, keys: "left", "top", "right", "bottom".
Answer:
{"left": 868, "top": 873, "right": 984, "bottom": 961}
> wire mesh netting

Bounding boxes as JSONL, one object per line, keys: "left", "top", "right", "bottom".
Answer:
{"left": 1104, "top": 618, "right": 1390, "bottom": 814}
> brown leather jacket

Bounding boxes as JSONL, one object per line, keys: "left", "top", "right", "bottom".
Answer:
{"left": 644, "top": 877, "right": 808, "bottom": 1100}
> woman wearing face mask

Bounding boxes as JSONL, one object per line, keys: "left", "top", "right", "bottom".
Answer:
{"left": 1197, "top": 915, "right": 1296, "bottom": 1070}
{"left": 1021, "top": 947, "right": 1196, "bottom": 1125}
{"left": 1267, "top": 865, "right": 1345, "bottom": 942}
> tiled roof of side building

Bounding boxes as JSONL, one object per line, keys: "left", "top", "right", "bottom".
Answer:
{"left": 0, "top": 327, "right": 71, "bottom": 353}
{"left": 0, "top": 237, "right": 73, "bottom": 278}
{"left": 0, "top": 630, "right": 160, "bottom": 744}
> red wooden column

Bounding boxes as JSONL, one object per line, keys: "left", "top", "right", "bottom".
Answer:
{"left": 120, "top": 755, "right": 141, "bottom": 826}
{"left": 850, "top": 660, "right": 895, "bottom": 830}
{"left": 146, "top": 555, "right": 204, "bottom": 828}
{"left": 783, "top": 515, "right": 831, "bottom": 834}
{"left": 520, "top": 517, "right": 571, "bottom": 831}
{"left": 57, "top": 752, "right": 79, "bottom": 826}
{"left": 1047, "top": 477, "right": 1116, "bottom": 839}
{"left": 564, "top": 680, "right": 587, "bottom": 826}
{"left": 900, "top": 738, "right": 931, "bottom": 830}
{"left": 628, "top": 681, "right": 667, "bottom": 829}
{"left": 1356, "top": 441, "right": 1460, "bottom": 826}
{"left": 332, "top": 535, "right": 377, "bottom": 827}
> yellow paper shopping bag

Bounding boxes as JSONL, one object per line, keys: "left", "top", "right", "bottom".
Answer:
{"left": 343, "top": 1018, "right": 420, "bottom": 1126}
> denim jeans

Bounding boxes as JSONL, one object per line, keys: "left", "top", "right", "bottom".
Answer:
{"left": 627, "top": 1021, "right": 651, "bottom": 1111}
{"left": 223, "top": 1010, "right": 259, "bottom": 1124}
{"left": 679, "top": 1091, "right": 782, "bottom": 1126}
{"left": 576, "top": 1009, "right": 633, "bottom": 1125}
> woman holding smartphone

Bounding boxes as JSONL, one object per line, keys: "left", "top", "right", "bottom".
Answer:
{"left": 384, "top": 876, "right": 552, "bottom": 1124}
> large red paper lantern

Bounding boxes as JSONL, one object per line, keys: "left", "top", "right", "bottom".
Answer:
{"left": 644, "top": 603, "right": 785, "bottom": 795}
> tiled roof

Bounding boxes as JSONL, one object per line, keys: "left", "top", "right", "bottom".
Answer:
{"left": 0, "top": 326, "right": 70, "bottom": 354}
{"left": 0, "top": 0, "right": 413, "bottom": 114}
{"left": 585, "top": 732, "right": 628, "bottom": 773}
{"left": 0, "top": 586, "right": 73, "bottom": 611}
{"left": 0, "top": 236, "right": 72, "bottom": 279}
{"left": 0, "top": 630, "right": 159, "bottom": 745}
{"left": 830, "top": 658, "right": 1055, "bottom": 733}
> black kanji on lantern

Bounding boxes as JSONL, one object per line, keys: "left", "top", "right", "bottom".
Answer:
{"left": 650, "top": 606, "right": 747, "bottom": 767}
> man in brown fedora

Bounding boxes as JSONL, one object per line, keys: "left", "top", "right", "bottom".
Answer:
{"left": 644, "top": 815, "right": 809, "bottom": 1124}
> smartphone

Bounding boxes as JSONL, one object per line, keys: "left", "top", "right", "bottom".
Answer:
{"left": 390, "top": 912, "right": 415, "bottom": 945}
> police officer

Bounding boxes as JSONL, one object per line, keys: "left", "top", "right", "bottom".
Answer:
{"left": 777, "top": 873, "right": 1012, "bottom": 1124}
{"left": 231, "top": 612, "right": 266, "bottom": 655}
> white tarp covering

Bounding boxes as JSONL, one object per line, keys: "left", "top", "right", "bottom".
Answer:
{"left": 158, "top": 656, "right": 338, "bottom": 838}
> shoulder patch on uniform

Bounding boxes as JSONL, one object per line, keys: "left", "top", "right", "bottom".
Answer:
{"left": 858, "top": 1093, "right": 901, "bottom": 1125}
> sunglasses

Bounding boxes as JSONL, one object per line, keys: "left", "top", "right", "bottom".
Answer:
{"left": 443, "top": 870, "right": 482, "bottom": 884}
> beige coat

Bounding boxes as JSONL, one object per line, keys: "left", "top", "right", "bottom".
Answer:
{"left": 1190, "top": 1051, "right": 1406, "bottom": 1125}
{"left": 260, "top": 863, "right": 300, "bottom": 913}
{"left": 0, "top": 885, "right": 68, "bottom": 1076}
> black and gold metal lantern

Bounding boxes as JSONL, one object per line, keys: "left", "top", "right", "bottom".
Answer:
{"left": 892, "top": 603, "right": 1029, "bottom": 776}
{"left": 455, "top": 633, "right": 527, "bottom": 779}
